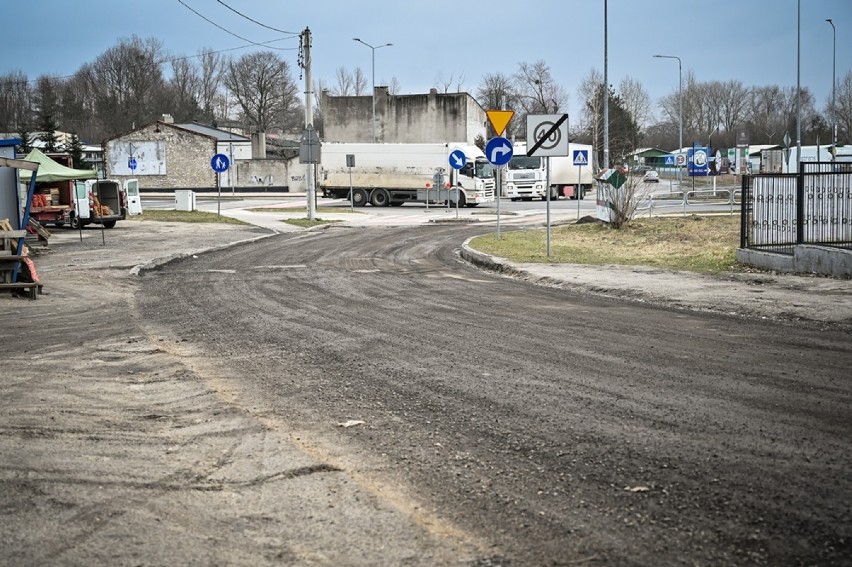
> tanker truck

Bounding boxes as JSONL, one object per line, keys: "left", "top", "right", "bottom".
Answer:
{"left": 318, "top": 143, "right": 495, "bottom": 207}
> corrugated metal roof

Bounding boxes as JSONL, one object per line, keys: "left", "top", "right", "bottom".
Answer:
{"left": 175, "top": 123, "right": 250, "bottom": 142}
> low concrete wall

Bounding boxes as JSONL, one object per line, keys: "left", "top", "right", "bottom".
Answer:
{"left": 737, "top": 245, "right": 852, "bottom": 277}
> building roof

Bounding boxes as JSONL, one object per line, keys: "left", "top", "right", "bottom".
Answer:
{"left": 174, "top": 122, "right": 250, "bottom": 142}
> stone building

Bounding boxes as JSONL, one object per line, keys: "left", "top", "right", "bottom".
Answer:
{"left": 320, "top": 87, "right": 487, "bottom": 144}
{"left": 104, "top": 117, "right": 301, "bottom": 192}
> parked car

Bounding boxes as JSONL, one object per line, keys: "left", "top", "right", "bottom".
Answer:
{"left": 643, "top": 170, "right": 660, "bottom": 183}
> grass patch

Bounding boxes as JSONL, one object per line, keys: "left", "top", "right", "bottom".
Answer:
{"left": 470, "top": 214, "right": 744, "bottom": 274}
{"left": 282, "top": 218, "right": 342, "bottom": 228}
{"left": 127, "top": 210, "right": 249, "bottom": 225}
{"left": 246, "top": 207, "right": 364, "bottom": 214}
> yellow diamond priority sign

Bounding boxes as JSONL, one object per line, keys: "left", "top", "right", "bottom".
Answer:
{"left": 486, "top": 110, "right": 514, "bottom": 137}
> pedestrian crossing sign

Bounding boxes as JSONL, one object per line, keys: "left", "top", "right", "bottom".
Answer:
{"left": 573, "top": 150, "right": 588, "bottom": 166}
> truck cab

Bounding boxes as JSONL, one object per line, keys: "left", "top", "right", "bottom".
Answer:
{"left": 504, "top": 142, "right": 548, "bottom": 201}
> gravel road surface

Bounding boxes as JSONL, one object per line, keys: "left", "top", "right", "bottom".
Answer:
{"left": 2, "top": 220, "right": 850, "bottom": 566}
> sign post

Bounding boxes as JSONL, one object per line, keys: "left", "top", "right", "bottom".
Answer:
{"left": 346, "top": 154, "right": 355, "bottom": 211}
{"left": 527, "top": 113, "right": 570, "bottom": 257}
{"left": 211, "top": 153, "right": 230, "bottom": 218}
{"left": 486, "top": 110, "right": 515, "bottom": 239}
{"left": 485, "top": 136, "right": 514, "bottom": 239}
{"left": 573, "top": 149, "right": 589, "bottom": 220}
{"left": 448, "top": 149, "right": 467, "bottom": 220}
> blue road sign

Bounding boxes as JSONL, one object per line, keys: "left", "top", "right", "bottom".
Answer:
{"left": 688, "top": 146, "right": 709, "bottom": 177}
{"left": 128, "top": 157, "right": 137, "bottom": 171}
{"left": 485, "top": 137, "right": 513, "bottom": 166}
{"left": 211, "top": 153, "right": 230, "bottom": 173}
{"left": 448, "top": 149, "right": 467, "bottom": 170}
{"left": 665, "top": 155, "right": 675, "bottom": 166}
{"left": 572, "top": 150, "right": 588, "bottom": 166}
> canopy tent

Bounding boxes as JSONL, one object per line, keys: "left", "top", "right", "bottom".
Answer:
{"left": 21, "top": 148, "right": 97, "bottom": 182}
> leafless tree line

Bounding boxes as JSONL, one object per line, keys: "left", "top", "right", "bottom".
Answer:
{"left": 2, "top": 34, "right": 849, "bottom": 159}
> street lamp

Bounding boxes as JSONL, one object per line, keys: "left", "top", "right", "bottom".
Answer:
{"left": 826, "top": 18, "right": 836, "bottom": 161}
{"left": 353, "top": 37, "right": 392, "bottom": 143}
{"left": 654, "top": 54, "right": 683, "bottom": 177}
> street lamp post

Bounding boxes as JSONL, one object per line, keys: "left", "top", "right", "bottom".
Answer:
{"left": 353, "top": 38, "right": 392, "bottom": 143}
{"left": 654, "top": 54, "right": 683, "bottom": 180}
{"left": 826, "top": 18, "right": 836, "bottom": 161}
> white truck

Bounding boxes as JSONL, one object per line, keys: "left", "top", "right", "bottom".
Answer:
{"left": 318, "top": 143, "right": 495, "bottom": 207}
{"left": 550, "top": 143, "right": 596, "bottom": 200}
{"left": 503, "top": 142, "right": 596, "bottom": 200}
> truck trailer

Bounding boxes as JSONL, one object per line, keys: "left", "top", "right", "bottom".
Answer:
{"left": 503, "top": 142, "right": 596, "bottom": 200}
{"left": 319, "top": 143, "right": 495, "bottom": 207}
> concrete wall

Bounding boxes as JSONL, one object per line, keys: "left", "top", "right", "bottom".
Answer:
{"left": 736, "top": 246, "right": 852, "bottom": 277}
{"left": 321, "top": 88, "right": 487, "bottom": 144}
{"left": 230, "top": 158, "right": 308, "bottom": 192}
{"left": 107, "top": 123, "right": 217, "bottom": 190}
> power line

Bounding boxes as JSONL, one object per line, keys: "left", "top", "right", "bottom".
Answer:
{"left": 0, "top": 37, "right": 298, "bottom": 88}
{"left": 216, "top": 0, "right": 298, "bottom": 35}
{"left": 176, "top": 0, "right": 298, "bottom": 49}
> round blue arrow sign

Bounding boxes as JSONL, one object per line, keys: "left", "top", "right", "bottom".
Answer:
{"left": 211, "top": 153, "right": 230, "bottom": 172}
{"left": 485, "top": 137, "right": 513, "bottom": 166}
{"left": 448, "top": 149, "right": 467, "bottom": 170}
{"left": 128, "top": 157, "right": 137, "bottom": 171}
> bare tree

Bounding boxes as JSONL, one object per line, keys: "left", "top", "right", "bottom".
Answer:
{"left": 333, "top": 67, "right": 354, "bottom": 96}
{"left": 834, "top": 71, "right": 852, "bottom": 145}
{"left": 475, "top": 72, "right": 519, "bottom": 138}
{"left": 198, "top": 49, "right": 223, "bottom": 123}
{"left": 353, "top": 67, "right": 367, "bottom": 96}
{"left": 619, "top": 76, "right": 651, "bottom": 130}
{"left": 577, "top": 69, "right": 604, "bottom": 160}
{"left": 387, "top": 76, "right": 401, "bottom": 95}
{"left": 223, "top": 51, "right": 302, "bottom": 133}
{"left": 0, "top": 71, "right": 32, "bottom": 132}
{"left": 514, "top": 60, "right": 568, "bottom": 116}
{"left": 84, "top": 35, "right": 167, "bottom": 137}
{"left": 166, "top": 58, "right": 201, "bottom": 122}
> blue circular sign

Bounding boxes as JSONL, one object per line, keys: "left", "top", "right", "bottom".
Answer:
{"left": 128, "top": 157, "right": 137, "bottom": 171}
{"left": 448, "top": 149, "right": 467, "bottom": 170}
{"left": 485, "top": 137, "right": 513, "bottom": 166}
{"left": 211, "top": 153, "right": 230, "bottom": 172}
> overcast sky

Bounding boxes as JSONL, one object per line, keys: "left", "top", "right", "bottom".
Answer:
{"left": 4, "top": 0, "right": 850, "bottom": 119}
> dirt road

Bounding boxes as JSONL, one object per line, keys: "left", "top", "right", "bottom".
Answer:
{"left": 2, "top": 220, "right": 850, "bottom": 566}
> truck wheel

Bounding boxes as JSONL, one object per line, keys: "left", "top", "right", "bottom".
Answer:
{"left": 454, "top": 191, "right": 467, "bottom": 207}
{"left": 70, "top": 216, "right": 80, "bottom": 229}
{"left": 103, "top": 221, "right": 117, "bottom": 229}
{"left": 54, "top": 221, "right": 65, "bottom": 228}
{"left": 370, "top": 188, "right": 391, "bottom": 207}
{"left": 351, "top": 189, "right": 368, "bottom": 207}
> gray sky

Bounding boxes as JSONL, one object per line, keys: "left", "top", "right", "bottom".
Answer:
{"left": 4, "top": 0, "right": 850, "bottom": 118}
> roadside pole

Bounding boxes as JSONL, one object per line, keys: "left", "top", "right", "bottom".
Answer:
{"left": 546, "top": 157, "right": 551, "bottom": 257}
{"left": 496, "top": 167, "right": 501, "bottom": 239}
{"left": 217, "top": 171, "right": 221, "bottom": 219}
{"left": 577, "top": 163, "right": 582, "bottom": 219}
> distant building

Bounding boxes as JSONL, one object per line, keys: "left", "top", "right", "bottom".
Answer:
{"left": 104, "top": 116, "right": 301, "bottom": 192}
{"left": 321, "top": 87, "right": 487, "bottom": 144}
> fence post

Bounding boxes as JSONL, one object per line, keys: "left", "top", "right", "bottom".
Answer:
{"left": 796, "top": 161, "right": 805, "bottom": 245}
{"left": 740, "top": 175, "right": 748, "bottom": 249}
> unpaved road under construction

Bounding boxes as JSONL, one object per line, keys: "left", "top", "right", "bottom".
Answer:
{"left": 2, "top": 221, "right": 850, "bottom": 566}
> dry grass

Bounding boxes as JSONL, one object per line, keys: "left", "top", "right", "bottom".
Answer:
{"left": 470, "top": 214, "right": 744, "bottom": 274}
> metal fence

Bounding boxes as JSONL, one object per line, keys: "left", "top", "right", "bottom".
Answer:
{"left": 740, "top": 162, "right": 852, "bottom": 255}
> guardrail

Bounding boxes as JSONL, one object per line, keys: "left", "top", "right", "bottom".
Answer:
{"left": 635, "top": 188, "right": 742, "bottom": 217}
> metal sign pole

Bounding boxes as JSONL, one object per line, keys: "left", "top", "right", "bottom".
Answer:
{"left": 496, "top": 167, "right": 501, "bottom": 239}
{"left": 546, "top": 156, "right": 551, "bottom": 257}
{"left": 349, "top": 166, "right": 354, "bottom": 211}
{"left": 217, "top": 172, "right": 221, "bottom": 219}
{"left": 577, "top": 164, "right": 582, "bottom": 219}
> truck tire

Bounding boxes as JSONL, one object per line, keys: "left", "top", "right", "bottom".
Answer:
{"left": 370, "top": 188, "right": 391, "bottom": 207}
{"left": 70, "top": 215, "right": 81, "bottom": 229}
{"left": 103, "top": 221, "right": 117, "bottom": 228}
{"left": 454, "top": 191, "right": 467, "bottom": 208}
{"left": 351, "top": 188, "right": 368, "bottom": 207}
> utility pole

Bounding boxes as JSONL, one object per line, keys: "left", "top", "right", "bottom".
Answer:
{"left": 602, "top": 0, "right": 609, "bottom": 170}
{"left": 301, "top": 27, "right": 316, "bottom": 221}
